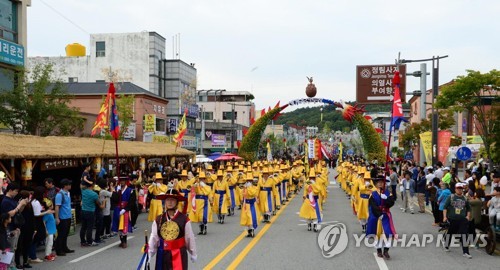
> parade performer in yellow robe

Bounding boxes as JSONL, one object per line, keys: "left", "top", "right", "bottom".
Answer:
{"left": 351, "top": 167, "right": 362, "bottom": 216}
{"left": 291, "top": 162, "right": 302, "bottom": 194}
{"left": 175, "top": 170, "right": 193, "bottom": 214}
{"left": 258, "top": 167, "right": 275, "bottom": 223}
{"left": 213, "top": 169, "right": 231, "bottom": 224}
{"left": 315, "top": 169, "right": 328, "bottom": 206}
{"left": 188, "top": 171, "right": 213, "bottom": 235}
{"left": 299, "top": 168, "right": 323, "bottom": 232}
{"left": 358, "top": 171, "right": 375, "bottom": 233}
{"left": 272, "top": 165, "right": 282, "bottom": 212}
{"left": 241, "top": 172, "right": 260, "bottom": 238}
{"left": 225, "top": 167, "right": 239, "bottom": 216}
{"left": 148, "top": 172, "right": 168, "bottom": 221}
{"left": 236, "top": 166, "right": 247, "bottom": 210}
{"left": 279, "top": 164, "right": 289, "bottom": 205}
{"left": 205, "top": 164, "right": 216, "bottom": 188}
{"left": 337, "top": 163, "right": 346, "bottom": 191}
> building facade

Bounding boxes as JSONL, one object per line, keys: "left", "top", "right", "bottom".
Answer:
{"left": 62, "top": 82, "right": 169, "bottom": 141}
{"left": 28, "top": 31, "right": 198, "bottom": 150}
{"left": 0, "top": 0, "right": 30, "bottom": 91}
{"left": 196, "top": 90, "right": 255, "bottom": 153}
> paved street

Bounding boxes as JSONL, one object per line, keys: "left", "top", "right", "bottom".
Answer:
{"left": 34, "top": 168, "right": 498, "bottom": 270}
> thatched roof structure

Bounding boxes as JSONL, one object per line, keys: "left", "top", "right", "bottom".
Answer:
{"left": 0, "top": 133, "right": 193, "bottom": 159}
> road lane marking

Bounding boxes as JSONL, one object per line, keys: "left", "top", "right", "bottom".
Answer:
{"left": 203, "top": 230, "right": 247, "bottom": 270}
{"left": 69, "top": 236, "right": 135, "bottom": 263}
{"left": 226, "top": 193, "right": 297, "bottom": 269}
{"left": 373, "top": 252, "right": 389, "bottom": 270}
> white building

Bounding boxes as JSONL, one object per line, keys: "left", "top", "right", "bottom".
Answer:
{"left": 196, "top": 90, "right": 255, "bottom": 127}
{"left": 28, "top": 31, "right": 198, "bottom": 149}
{"left": 28, "top": 32, "right": 167, "bottom": 95}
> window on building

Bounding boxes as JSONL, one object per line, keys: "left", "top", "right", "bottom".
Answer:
{"left": 96, "top": 41, "right": 106, "bottom": 57}
{"left": 68, "top": 77, "right": 78, "bottom": 83}
{"left": 156, "top": 118, "right": 166, "bottom": 133}
{"left": 0, "top": 0, "right": 17, "bottom": 42}
{"left": 222, "top": 111, "right": 237, "bottom": 120}
{"left": 201, "top": 112, "right": 213, "bottom": 120}
{"left": 0, "top": 67, "right": 15, "bottom": 92}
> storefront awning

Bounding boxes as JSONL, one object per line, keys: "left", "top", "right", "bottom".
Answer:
{"left": 0, "top": 133, "right": 194, "bottom": 159}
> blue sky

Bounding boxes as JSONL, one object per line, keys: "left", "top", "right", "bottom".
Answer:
{"left": 28, "top": 0, "right": 500, "bottom": 111}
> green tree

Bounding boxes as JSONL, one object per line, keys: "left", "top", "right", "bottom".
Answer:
{"left": 435, "top": 69, "right": 500, "bottom": 163}
{"left": 0, "top": 64, "right": 84, "bottom": 136}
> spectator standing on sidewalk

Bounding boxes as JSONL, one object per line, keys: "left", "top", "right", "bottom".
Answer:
{"left": 43, "top": 178, "right": 59, "bottom": 203}
{"left": 415, "top": 169, "right": 427, "bottom": 213}
{"left": 442, "top": 167, "right": 452, "bottom": 185}
{"left": 443, "top": 182, "right": 472, "bottom": 258}
{"left": 31, "top": 187, "right": 54, "bottom": 263}
{"left": 0, "top": 213, "right": 12, "bottom": 270}
{"left": 389, "top": 167, "right": 398, "bottom": 200}
{"left": 427, "top": 178, "right": 441, "bottom": 225}
{"left": 54, "top": 179, "right": 74, "bottom": 256}
{"left": 80, "top": 184, "right": 103, "bottom": 247}
{"left": 425, "top": 168, "right": 435, "bottom": 206}
{"left": 467, "top": 188, "right": 484, "bottom": 246}
{"left": 487, "top": 186, "right": 500, "bottom": 231}
{"left": 435, "top": 161, "right": 444, "bottom": 180}
{"left": 400, "top": 171, "right": 416, "bottom": 214}
{"left": 486, "top": 171, "right": 499, "bottom": 197}
{"left": 437, "top": 182, "right": 451, "bottom": 223}
{"left": 97, "top": 179, "right": 113, "bottom": 241}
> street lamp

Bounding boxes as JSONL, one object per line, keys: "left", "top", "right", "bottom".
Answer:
{"left": 400, "top": 55, "right": 448, "bottom": 166}
{"left": 406, "top": 64, "right": 430, "bottom": 166}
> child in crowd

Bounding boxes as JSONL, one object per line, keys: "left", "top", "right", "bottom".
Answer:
{"left": 42, "top": 199, "right": 57, "bottom": 261}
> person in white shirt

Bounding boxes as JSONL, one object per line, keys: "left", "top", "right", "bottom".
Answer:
{"left": 435, "top": 161, "right": 444, "bottom": 180}
{"left": 463, "top": 169, "right": 473, "bottom": 184}
{"left": 425, "top": 168, "right": 436, "bottom": 185}
{"left": 425, "top": 168, "right": 436, "bottom": 206}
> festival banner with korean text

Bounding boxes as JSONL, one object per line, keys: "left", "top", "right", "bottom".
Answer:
{"left": 419, "top": 132, "right": 432, "bottom": 163}
{"left": 438, "top": 130, "right": 452, "bottom": 164}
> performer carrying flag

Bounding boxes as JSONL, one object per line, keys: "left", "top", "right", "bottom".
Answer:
{"left": 173, "top": 108, "right": 188, "bottom": 147}
{"left": 91, "top": 82, "right": 120, "bottom": 138}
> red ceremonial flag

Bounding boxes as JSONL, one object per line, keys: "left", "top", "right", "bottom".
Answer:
{"left": 391, "top": 71, "right": 407, "bottom": 130}
{"left": 91, "top": 83, "right": 117, "bottom": 137}
{"left": 173, "top": 108, "right": 188, "bottom": 145}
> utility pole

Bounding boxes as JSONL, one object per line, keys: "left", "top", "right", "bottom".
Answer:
{"left": 400, "top": 55, "right": 448, "bottom": 166}
{"left": 230, "top": 104, "right": 235, "bottom": 154}
{"left": 419, "top": 63, "right": 427, "bottom": 166}
{"left": 200, "top": 105, "right": 205, "bottom": 155}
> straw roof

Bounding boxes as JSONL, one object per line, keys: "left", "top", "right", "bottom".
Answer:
{"left": 0, "top": 133, "right": 194, "bottom": 159}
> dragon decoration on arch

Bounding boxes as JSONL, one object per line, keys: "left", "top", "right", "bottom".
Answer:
{"left": 237, "top": 98, "right": 387, "bottom": 163}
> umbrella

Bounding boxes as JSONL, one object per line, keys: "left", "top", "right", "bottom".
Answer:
{"left": 207, "top": 152, "right": 222, "bottom": 160}
{"left": 214, "top": 153, "right": 243, "bottom": 161}
{"left": 196, "top": 155, "right": 213, "bottom": 163}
